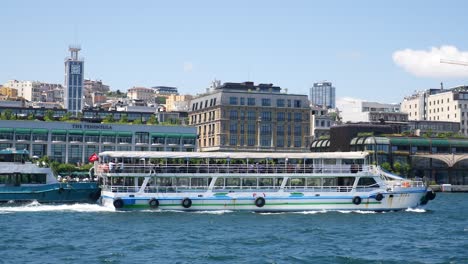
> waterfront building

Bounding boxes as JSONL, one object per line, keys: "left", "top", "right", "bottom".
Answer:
{"left": 127, "top": 87, "right": 154, "bottom": 101}
{"left": 310, "top": 81, "right": 335, "bottom": 109}
{"left": 310, "top": 105, "right": 335, "bottom": 139}
{"left": 401, "top": 85, "right": 468, "bottom": 136}
{"left": 152, "top": 86, "right": 179, "bottom": 96}
{"left": 165, "top": 94, "right": 193, "bottom": 112}
{"left": 3, "top": 80, "right": 35, "bottom": 101}
{"left": 337, "top": 98, "right": 407, "bottom": 123}
{"left": 0, "top": 86, "right": 18, "bottom": 98}
{"left": 84, "top": 79, "right": 110, "bottom": 107}
{"left": 64, "top": 46, "right": 84, "bottom": 116}
{"left": 0, "top": 120, "right": 196, "bottom": 164}
{"left": 189, "top": 81, "right": 311, "bottom": 152}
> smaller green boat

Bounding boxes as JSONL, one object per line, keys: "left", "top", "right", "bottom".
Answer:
{"left": 0, "top": 149, "right": 100, "bottom": 204}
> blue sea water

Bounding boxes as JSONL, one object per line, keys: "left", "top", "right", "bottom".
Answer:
{"left": 0, "top": 193, "right": 467, "bottom": 264}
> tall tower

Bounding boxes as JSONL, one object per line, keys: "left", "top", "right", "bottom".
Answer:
{"left": 310, "top": 81, "right": 335, "bottom": 109}
{"left": 64, "top": 45, "right": 84, "bottom": 116}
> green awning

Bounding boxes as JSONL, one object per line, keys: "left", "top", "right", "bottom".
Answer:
{"left": 151, "top": 133, "right": 166, "bottom": 137}
{"left": 409, "top": 138, "right": 431, "bottom": 147}
{"left": 390, "top": 138, "right": 410, "bottom": 145}
{"left": 166, "top": 133, "right": 181, "bottom": 138}
{"left": 0, "top": 128, "right": 13, "bottom": 133}
{"left": 84, "top": 131, "right": 100, "bottom": 136}
{"left": 68, "top": 130, "right": 83, "bottom": 135}
{"left": 101, "top": 131, "right": 116, "bottom": 136}
{"left": 15, "top": 128, "right": 31, "bottom": 134}
{"left": 448, "top": 140, "right": 468, "bottom": 147}
{"left": 181, "top": 134, "right": 197, "bottom": 138}
{"left": 32, "top": 129, "right": 48, "bottom": 135}
{"left": 430, "top": 139, "right": 450, "bottom": 147}
{"left": 51, "top": 130, "right": 67, "bottom": 135}
{"left": 118, "top": 132, "right": 132, "bottom": 136}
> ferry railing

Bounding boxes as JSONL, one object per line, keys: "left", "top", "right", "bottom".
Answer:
{"left": 97, "top": 163, "right": 369, "bottom": 175}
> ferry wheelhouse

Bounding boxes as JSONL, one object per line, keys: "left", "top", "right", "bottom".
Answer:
{"left": 96, "top": 151, "right": 435, "bottom": 211}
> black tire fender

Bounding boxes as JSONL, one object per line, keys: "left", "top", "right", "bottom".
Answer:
{"left": 255, "top": 197, "right": 266, "bottom": 208}
{"left": 375, "top": 193, "right": 384, "bottom": 201}
{"left": 149, "top": 198, "right": 159, "bottom": 208}
{"left": 113, "top": 198, "right": 124, "bottom": 209}
{"left": 352, "top": 196, "right": 362, "bottom": 205}
{"left": 181, "top": 198, "right": 192, "bottom": 208}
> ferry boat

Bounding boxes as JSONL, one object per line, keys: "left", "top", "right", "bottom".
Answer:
{"left": 96, "top": 151, "right": 436, "bottom": 211}
{"left": 0, "top": 149, "right": 100, "bottom": 203}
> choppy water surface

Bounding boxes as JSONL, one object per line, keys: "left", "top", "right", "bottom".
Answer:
{"left": 0, "top": 193, "right": 467, "bottom": 264}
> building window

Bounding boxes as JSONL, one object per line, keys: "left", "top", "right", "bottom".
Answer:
{"left": 247, "top": 98, "right": 256, "bottom": 106}
{"left": 230, "top": 123, "right": 237, "bottom": 133}
{"left": 240, "top": 97, "right": 245, "bottom": 105}
{"left": 294, "top": 100, "right": 302, "bottom": 108}
{"left": 229, "top": 97, "right": 238, "bottom": 105}
{"left": 277, "top": 99, "right": 285, "bottom": 107}
{"left": 230, "top": 110, "right": 238, "bottom": 120}
{"left": 247, "top": 136, "right": 255, "bottom": 146}
{"left": 261, "top": 111, "right": 272, "bottom": 121}
{"left": 247, "top": 111, "right": 256, "bottom": 120}
{"left": 294, "top": 113, "right": 302, "bottom": 122}
{"left": 261, "top": 98, "right": 271, "bottom": 106}
{"left": 135, "top": 132, "right": 149, "bottom": 144}
{"left": 229, "top": 135, "right": 237, "bottom": 146}
{"left": 277, "top": 112, "right": 285, "bottom": 121}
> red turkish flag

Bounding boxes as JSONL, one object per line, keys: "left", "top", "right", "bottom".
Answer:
{"left": 88, "top": 153, "right": 99, "bottom": 162}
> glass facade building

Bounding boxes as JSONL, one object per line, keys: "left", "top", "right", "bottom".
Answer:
{"left": 310, "top": 82, "right": 336, "bottom": 109}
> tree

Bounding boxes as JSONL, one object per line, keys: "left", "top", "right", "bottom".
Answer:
{"left": 393, "top": 161, "right": 402, "bottom": 175}
{"left": 133, "top": 118, "right": 142, "bottom": 125}
{"left": 119, "top": 114, "right": 128, "bottom": 124}
{"left": 44, "top": 110, "right": 55, "bottom": 121}
{"left": 147, "top": 114, "right": 158, "bottom": 125}
{"left": 3, "top": 109, "right": 13, "bottom": 120}
{"left": 60, "top": 112, "right": 72, "bottom": 121}
{"left": 102, "top": 114, "right": 115, "bottom": 123}
{"left": 27, "top": 113, "right": 35, "bottom": 120}
{"left": 381, "top": 162, "right": 392, "bottom": 172}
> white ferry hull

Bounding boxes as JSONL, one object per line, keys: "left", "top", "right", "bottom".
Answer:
{"left": 100, "top": 188, "right": 428, "bottom": 212}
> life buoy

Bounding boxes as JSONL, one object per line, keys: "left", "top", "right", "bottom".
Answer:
{"left": 425, "top": 191, "right": 436, "bottom": 201}
{"left": 113, "top": 198, "right": 124, "bottom": 209}
{"left": 375, "top": 193, "right": 384, "bottom": 201}
{"left": 181, "top": 198, "right": 192, "bottom": 208}
{"left": 402, "top": 181, "right": 411, "bottom": 188}
{"left": 352, "top": 196, "right": 362, "bottom": 205}
{"left": 255, "top": 197, "right": 266, "bottom": 208}
{"left": 149, "top": 198, "right": 159, "bottom": 208}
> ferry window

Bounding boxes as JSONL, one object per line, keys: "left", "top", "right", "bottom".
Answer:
{"left": 337, "top": 177, "right": 355, "bottom": 187}
{"left": 191, "top": 178, "right": 208, "bottom": 187}
{"left": 323, "top": 178, "right": 337, "bottom": 186}
{"left": 357, "top": 177, "right": 378, "bottom": 187}
{"left": 242, "top": 178, "right": 257, "bottom": 187}
{"left": 214, "top": 178, "right": 225, "bottom": 188}
{"left": 226, "top": 178, "right": 240, "bottom": 188}
{"left": 323, "top": 159, "right": 337, "bottom": 165}
{"left": 259, "top": 178, "right": 273, "bottom": 188}
{"left": 275, "top": 178, "right": 283, "bottom": 187}
{"left": 306, "top": 178, "right": 320, "bottom": 186}
{"left": 157, "top": 177, "right": 173, "bottom": 187}
{"left": 290, "top": 178, "right": 305, "bottom": 187}
{"left": 175, "top": 178, "right": 189, "bottom": 187}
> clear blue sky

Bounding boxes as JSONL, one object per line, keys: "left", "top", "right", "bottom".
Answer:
{"left": 1, "top": 0, "right": 468, "bottom": 103}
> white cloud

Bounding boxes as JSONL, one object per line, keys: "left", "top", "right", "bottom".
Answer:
{"left": 392, "top": 45, "right": 468, "bottom": 78}
{"left": 183, "top": 62, "right": 193, "bottom": 72}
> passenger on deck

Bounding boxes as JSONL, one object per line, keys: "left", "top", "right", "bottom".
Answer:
{"left": 109, "top": 160, "right": 116, "bottom": 173}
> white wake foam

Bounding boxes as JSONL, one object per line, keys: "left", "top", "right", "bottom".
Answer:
{"left": 0, "top": 201, "right": 114, "bottom": 213}
{"left": 405, "top": 208, "right": 426, "bottom": 213}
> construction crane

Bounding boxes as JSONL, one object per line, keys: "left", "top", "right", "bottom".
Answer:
{"left": 440, "top": 59, "right": 468, "bottom": 66}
